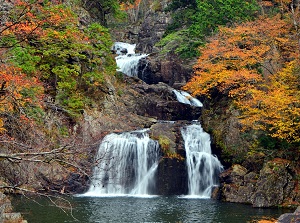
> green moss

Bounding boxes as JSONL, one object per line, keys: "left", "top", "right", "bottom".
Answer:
{"left": 151, "top": 0, "right": 162, "bottom": 12}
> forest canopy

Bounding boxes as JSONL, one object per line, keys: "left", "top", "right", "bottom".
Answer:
{"left": 184, "top": 1, "right": 300, "bottom": 145}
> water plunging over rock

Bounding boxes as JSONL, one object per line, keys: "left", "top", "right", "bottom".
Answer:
{"left": 83, "top": 41, "right": 223, "bottom": 198}
{"left": 84, "top": 129, "right": 160, "bottom": 196}
{"left": 112, "top": 42, "right": 148, "bottom": 77}
{"left": 181, "top": 122, "right": 223, "bottom": 198}
{"left": 173, "top": 90, "right": 203, "bottom": 107}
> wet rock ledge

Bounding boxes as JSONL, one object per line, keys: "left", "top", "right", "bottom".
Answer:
{"left": 277, "top": 206, "right": 300, "bottom": 223}
{"left": 0, "top": 192, "right": 27, "bottom": 223}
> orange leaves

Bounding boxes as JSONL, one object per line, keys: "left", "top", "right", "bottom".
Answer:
{"left": 44, "top": 6, "right": 77, "bottom": 28}
{"left": 2, "top": 0, "right": 78, "bottom": 44}
{"left": 0, "top": 64, "right": 44, "bottom": 113}
{"left": 120, "top": 0, "right": 142, "bottom": 10}
{"left": 184, "top": 14, "right": 300, "bottom": 143}
{"left": 239, "top": 60, "right": 300, "bottom": 143}
{"left": 185, "top": 15, "right": 296, "bottom": 98}
{"left": 4, "top": 20, "right": 42, "bottom": 39}
{"left": 0, "top": 118, "right": 6, "bottom": 133}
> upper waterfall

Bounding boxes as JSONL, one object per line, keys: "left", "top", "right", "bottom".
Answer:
{"left": 83, "top": 129, "right": 160, "bottom": 197}
{"left": 112, "top": 42, "right": 148, "bottom": 77}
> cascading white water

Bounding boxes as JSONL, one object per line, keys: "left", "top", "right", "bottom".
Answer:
{"left": 173, "top": 90, "right": 203, "bottom": 107}
{"left": 181, "top": 122, "right": 223, "bottom": 198}
{"left": 83, "top": 129, "right": 160, "bottom": 197}
{"left": 112, "top": 42, "right": 148, "bottom": 77}
{"left": 82, "top": 41, "right": 222, "bottom": 199}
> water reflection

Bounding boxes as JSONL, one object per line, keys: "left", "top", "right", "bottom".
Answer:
{"left": 12, "top": 196, "right": 286, "bottom": 223}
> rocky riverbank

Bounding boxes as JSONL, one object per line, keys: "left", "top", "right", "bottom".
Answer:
{"left": 0, "top": 193, "right": 27, "bottom": 223}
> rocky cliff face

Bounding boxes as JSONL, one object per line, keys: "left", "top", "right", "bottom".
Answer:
{"left": 71, "top": 0, "right": 300, "bottom": 208}
{"left": 6, "top": 0, "right": 297, "bottom": 209}
{"left": 219, "top": 159, "right": 300, "bottom": 208}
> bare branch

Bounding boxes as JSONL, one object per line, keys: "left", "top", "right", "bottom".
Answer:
{"left": 0, "top": 185, "right": 79, "bottom": 221}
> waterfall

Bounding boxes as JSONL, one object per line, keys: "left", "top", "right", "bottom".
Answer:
{"left": 83, "top": 129, "right": 160, "bottom": 197}
{"left": 173, "top": 90, "right": 203, "bottom": 107}
{"left": 82, "top": 41, "right": 223, "bottom": 199}
{"left": 181, "top": 122, "right": 223, "bottom": 198}
{"left": 112, "top": 42, "right": 148, "bottom": 77}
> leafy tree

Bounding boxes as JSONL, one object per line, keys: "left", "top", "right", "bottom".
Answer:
{"left": 157, "top": 0, "right": 259, "bottom": 58}
{"left": 1, "top": 0, "right": 116, "bottom": 116}
{"left": 81, "top": 0, "right": 135, "bottom": 25}
{"left": 239, "top": 60, "right": 300, "bottom": 143}
{"left": 184, "top": 14, "right": 300, "bottom": 143}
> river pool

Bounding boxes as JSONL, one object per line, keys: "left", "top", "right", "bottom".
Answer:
{"left": 12, "top": 196, "right": 287, "bottom": 223}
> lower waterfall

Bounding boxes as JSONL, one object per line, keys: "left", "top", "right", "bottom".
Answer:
{"left": 83, "top": 129, "right": 160, "bottom": 197}
{"left": 181, "top": 122, "right": 223, "bottom": 198}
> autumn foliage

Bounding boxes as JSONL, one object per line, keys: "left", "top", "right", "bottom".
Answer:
{"left": 0, "top": 0, "right": 117, "bottom": 141}
{"left": 184, "top": 14, "right": 300, "bottom": 143}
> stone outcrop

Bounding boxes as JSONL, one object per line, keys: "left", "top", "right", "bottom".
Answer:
{"left": 156, "top": 158, "right": 187, "bottom": 195}
{"left": 136, "top": 8, "right": 172, "bottom": 54}
{"left": 219, "top": 159, "right": 300, "bottom": 208}
{"left": 137, "top": 55, "right": 194, "bottom": 88}
{"left": 277, "top": 206, "right": 300, "bottom": 223}
{"left": 149, "top": 121, "right": 189, "bottom": 195}
{"left": 0, "top": 193, "right": 27, "bottom": 223}
{"left": 0, "top": 0, "right": 13, "bottom": 27}
{"left": 127, "top": 81, "right": 201, "bottom": 120}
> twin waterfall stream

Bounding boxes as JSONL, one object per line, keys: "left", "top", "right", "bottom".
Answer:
{"left": 83, "top": 42, "right": 223, "bottom": 198}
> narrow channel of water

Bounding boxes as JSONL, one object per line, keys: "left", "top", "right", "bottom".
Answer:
{"left": 12, "top": 196, "right": 286, "bottom": 223}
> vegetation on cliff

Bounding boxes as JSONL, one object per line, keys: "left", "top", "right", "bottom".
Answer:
{"left": 0, "top": 0, "right": 134, "bottom": 195}
{"left": 0, "top": 0, "right": 299, "bottom": 208}
{"left": 157, "top": 0, "right": 259, "bottom": 58}
{"left": 183, "top": 0, "right": 300, "bottom": 162}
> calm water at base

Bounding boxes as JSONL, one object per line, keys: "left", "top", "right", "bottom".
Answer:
{"left": 12, "top": 196, "right": 287, "bottom": 223}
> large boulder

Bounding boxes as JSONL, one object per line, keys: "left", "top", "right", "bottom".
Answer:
{"left": 123, "top": 79, "right": 202, "bottom": 121}
{"left": 156, "top": 158, "right": 187, "bottom": 195}
{"left": 277, "top": 206, "right": 300, "bottom": 223}
{"left": 137, "top": 55, "right": 194, "bottom": 88}
{"left": 149, "top": 121, "right": 188, "bottom": 195}
{"left": 219, "top": 159, "right": 300, "bottom": 207}
{"left": 220, "top": 164, "right": 257, "bottom": 204}
{"left": 252, "top": 159, "right": 295, "bottom": 208}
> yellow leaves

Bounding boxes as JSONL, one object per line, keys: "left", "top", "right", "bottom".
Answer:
{"left": 185, "top": 14, "right": 300, "bottom": 143}
{"left": 0, "top": 119, "right": 6, "bottom": 133}
{"left": 239, "top": 60, "right": 300, "bottom": 143}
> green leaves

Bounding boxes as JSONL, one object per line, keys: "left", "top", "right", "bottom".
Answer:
{"left": 1, "top": 1, "right": 117, "bottom": 117}
{"left": 158, "top": 0, "right": 259, "bottom": 58}
{"left": 10, "top": 46, "right": 41, "bottom": 74}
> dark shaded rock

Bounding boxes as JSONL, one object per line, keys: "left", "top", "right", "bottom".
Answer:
{"left": 156, "top": 158, "right": 187, "bottom": 195}
{"left": 211, "top": 186, "right": 222, "bottom": 200}
{"left": 137, "top": 55, "right": 194, "bottom": 88}
{"left": 127, "top": 81, "right": 202, "bottom": 121}
{"left": 65, "top": 173, "right": 90, "bottom": 194}
{"left": 277, "top": 206, "right": 300, "bottom": 223}
{"left": 242, "top": 152, "right": 266, "bottom": 173}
